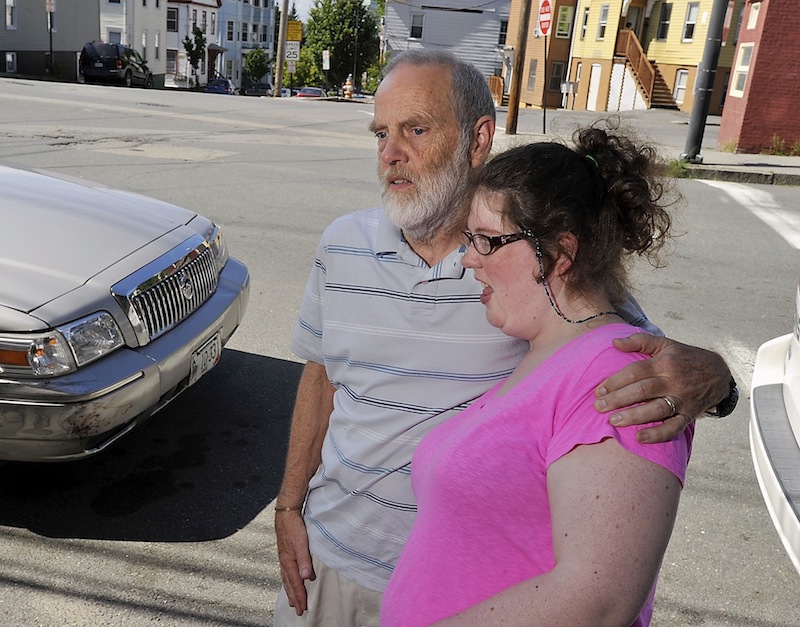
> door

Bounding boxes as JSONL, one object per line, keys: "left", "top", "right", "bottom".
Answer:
{"left": 587, "top": 64, "right": 602, "bottom": 111}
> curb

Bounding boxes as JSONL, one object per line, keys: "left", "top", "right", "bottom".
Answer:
{"left": 684, "top": 164, "right": 800, "bottom": 186}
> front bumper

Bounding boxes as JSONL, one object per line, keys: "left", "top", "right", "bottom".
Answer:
{"left": 749, "top": 333, "right": 800, "bottom": 576}
{"left": 0, "top": 258, "right": 250, "bottom": 462}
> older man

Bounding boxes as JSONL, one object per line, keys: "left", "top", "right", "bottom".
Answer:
{"left": 273, "top": 50, "right": 735, "bottom": 627}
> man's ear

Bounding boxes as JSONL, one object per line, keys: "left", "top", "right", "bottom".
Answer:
{"left": 470, "top": 116, "right": 495, "bottom": 168}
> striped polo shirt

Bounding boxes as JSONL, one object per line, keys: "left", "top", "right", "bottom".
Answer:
{"left": 291, "top": 206, "right": 529, "bottom": 591}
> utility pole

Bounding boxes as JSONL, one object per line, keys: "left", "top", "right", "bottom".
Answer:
{"left": 274, "top": 0, "right": 289, "bottom": 97}
{"left": 681, "top": 0, "right": 729, "bottom": 162}
{"left": 506, "top": 0, "right": 533, "bottom": 135}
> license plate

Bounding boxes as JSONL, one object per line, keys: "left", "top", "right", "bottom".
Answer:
{"left": 94, "top": 61, "right": 103, "bottom": 67}
{"left": 189, "top": 331, "right": 222, "bottom": 386}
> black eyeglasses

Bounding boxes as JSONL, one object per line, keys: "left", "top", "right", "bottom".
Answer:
{"left": 463, "top": 229, "right": 536, "bottom": 255}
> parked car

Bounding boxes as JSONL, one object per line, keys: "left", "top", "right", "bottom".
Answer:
{"left": 0, "top": 162, "right": 250, "bottom": 462}
{"left": 205, "top": 78, "right": 238, "bottom": 95}
{"left": 296, "top": 87, "right": 326, "bottom": 98}
{"left": 280, "top": 88, "right": 298, "bottom": 98}
{"left": 244, "top": 82, "right": 273, "bottom": 97}
{"left": 79, "top": 41, "right": 153, "bottom": 88}
{"left": 750, "top": 280, "right": 800, "bottom": 575}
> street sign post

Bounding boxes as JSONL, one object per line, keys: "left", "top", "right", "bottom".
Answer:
{"left": 285, "top": 41, "right": 300, "bottom": 62}
{"left": 539, "top": 0, "right": 552, "bottom": 134}
{"left": 287, "top": 20, "right": 302, "bottom": 42}
{"left": 538, "top": 0, "right": 551, "bottom": 36}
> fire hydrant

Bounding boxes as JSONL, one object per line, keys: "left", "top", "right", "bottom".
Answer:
{"left": 344, "top": 73, "right": 354, "bottom": 100}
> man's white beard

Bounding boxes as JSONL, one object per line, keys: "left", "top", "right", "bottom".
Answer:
{"left": 382, "top": 144, "right": 471, "bottom": 244}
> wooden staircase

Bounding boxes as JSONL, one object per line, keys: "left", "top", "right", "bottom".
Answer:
{"left": 649, "top": 64, "right": 680, "bottom": 109}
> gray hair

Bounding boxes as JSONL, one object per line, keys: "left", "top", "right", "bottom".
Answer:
{"left": 383, "top": 50, "right": 496, "bottom": 145}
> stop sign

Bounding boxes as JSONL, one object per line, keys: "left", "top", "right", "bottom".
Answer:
{"left": 539, "top": 0, "right": 552, "bottom": 36}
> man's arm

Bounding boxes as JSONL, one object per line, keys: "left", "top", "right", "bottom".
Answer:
{"left": 275, "top": 360, "right": 335, "bottom": 617}
{"left": 594, "top": 334, "right": 734, "bottom": 443}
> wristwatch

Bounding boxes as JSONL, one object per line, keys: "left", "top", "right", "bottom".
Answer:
{"left": 705, "top": 377, "right": 739, "bottom": 418}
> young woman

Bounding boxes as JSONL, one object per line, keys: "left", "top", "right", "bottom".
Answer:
{"left": 381, "top": 125, "right": 691, "bottom": 627}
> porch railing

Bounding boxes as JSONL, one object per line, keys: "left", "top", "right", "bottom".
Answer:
{"left": 615, "top": 29, "right": 655, "bottom": 104}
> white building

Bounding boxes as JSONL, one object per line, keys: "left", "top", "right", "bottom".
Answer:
{"left": 98, "top": 0, "right": 167, "bottom": 86}
{"left": 382, "top": 0, "right": 510, "bottom": 79}
{"left": 165, "top": 0, "right": 221, "bottom": 88}
{"left": 216, "top": 0, "right": 275, "bottom": 90}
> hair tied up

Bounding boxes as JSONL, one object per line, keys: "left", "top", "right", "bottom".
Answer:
{"left": 585, "top": 154, "right": 599, "bottom": 168}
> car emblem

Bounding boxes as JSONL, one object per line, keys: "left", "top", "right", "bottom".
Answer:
{"left": 178, "top": 273, "right": 194, "bottom": 301}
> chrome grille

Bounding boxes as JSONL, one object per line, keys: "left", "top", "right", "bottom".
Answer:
{"left": 112, "top": 234, "right": 219, "bottom": 345}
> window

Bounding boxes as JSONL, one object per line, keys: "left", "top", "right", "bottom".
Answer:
{"left": 211, "top": 14, "right": 216, "bottom": 36}
{"left": 142, "top": 0, "right": 146, "bottom": 5}
{"left": 410, "top": 13, "right": 423, "bottom": 39}
{"left": 167, "top": 49, "right": 177, "bottom": 74}
{"left": 580, "top": 8, "right": 589, "bottom": 39}
{"left": 730, "top": 42, "right": 753, "bottom": 98}
{"left": 202, "top": 11, "right": 207, "bottom": 33}
{"left": 141, "top": 30, "right": 147, "bottom": 57}
{"left": 657, "top": 3, "right": 672, "bottom": 40}
{"left": 5, "top": 51, "right": 16, "bottom": 73}
{"left": 156, "top": 0, "right": 159, "bottom": 7}
{"left": 192, "top": 9, "right": 197, "bottom": 26}
{"left": 747, "top": 2, "right": 761, "bottom": 29}
{"left": 255, "top": 0, "right": 261, "bottom": 5}
{"left": 109, "top": 0, "right": 121, "bottom": 3}
{"left": 498, "top": 19, "right": 508, "bottom": 45}
{"left": 673, "top": 69, "right": 689, "bottom": 103}
{"left": 242, "top": 22, "right": 248, "bottom": 42}
{"left": 5, "top": 0, "right": 16, "bottom": 30}
{"left": 549, "top": 61, "right": 566, "bottom": 91}
{"left": 167, "top": 8, "right": 177, "bottom": 32}
{"left": 683, "top": 3, "right": 699, "bottom": 41}
{"left": 261, "top": 24, "right": 268, "bottom": 43}
{"left": 155, "top": 31, "right": 160, "bottom": 60}
{"left": 227, "top": 21, "right": 234, "bottom": 41}
{"left": 556, "top": 6, "right": 574, "bottom": 39}
{"left": 225, "top": 59, "right": 233, "bottom": 78}
{"left": 527, "top": 59, "right": 537, "bottom": 90}
{"left": 597, "top": 5, "right": 609, "bottom": 40}
{"left": 108, "top": 30, "right": 122, "bottom": 44}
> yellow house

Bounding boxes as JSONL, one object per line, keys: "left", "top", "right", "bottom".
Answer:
{"left": 506, "top": 0, "right": 745, "bottom": 113}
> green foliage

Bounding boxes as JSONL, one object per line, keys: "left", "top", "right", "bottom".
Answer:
{"left": 284, "top": 47, "right": 325, "bottom": 88}
{"left": 305, "top": 0, "right": 380, "bottom": 88}
{"left": 666, "top": 159, "right": 689, "bottom": 179}
{"left": 765, "top": 133, "right": 800, "bottom": 157}
{"left": 244, "top": 48, "right": 272, "bottom": 83}
{"left": 183, "top": 26, "right": 207, "bottom": 75}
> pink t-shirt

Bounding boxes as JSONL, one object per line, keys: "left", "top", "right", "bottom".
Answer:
{"left": 381, "top": 324, "right": 693, "bottom": 627}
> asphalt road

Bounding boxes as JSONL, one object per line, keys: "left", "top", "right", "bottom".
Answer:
{"left": 0, "top": 78, "right": 798, "bottom": 626}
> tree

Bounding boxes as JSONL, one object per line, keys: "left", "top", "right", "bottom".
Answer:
{"left": 245, "top": 48, "right": 272, "bottom": 84}
{"left": 183, "top": 26, "right": 207, "bottom": 86}
{"left": 305, "top": 0, "right": 380, "bottom": 89}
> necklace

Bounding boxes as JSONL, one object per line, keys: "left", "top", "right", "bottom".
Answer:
{"left": 536, "top": 241, "right": 617, "bottom": 325}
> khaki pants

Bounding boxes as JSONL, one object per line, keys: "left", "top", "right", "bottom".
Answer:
{"left": 273, "top": 554, "right": 383, "bottom": 627}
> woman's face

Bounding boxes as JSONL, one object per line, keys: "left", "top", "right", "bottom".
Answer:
{"left": 462, "top": 191, "right": 547, "bottom": 341}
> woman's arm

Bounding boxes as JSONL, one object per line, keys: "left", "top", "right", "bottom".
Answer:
{"left": 436, "top": 438, "right": 682, "bottom": 626}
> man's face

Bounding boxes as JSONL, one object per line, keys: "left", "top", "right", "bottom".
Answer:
{"left": 370, "top": 63, "right": 472, "bottom": 243}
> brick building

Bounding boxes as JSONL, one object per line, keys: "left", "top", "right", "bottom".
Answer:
{"left": 718, "top": 0, "right": 800, "bottom": 153}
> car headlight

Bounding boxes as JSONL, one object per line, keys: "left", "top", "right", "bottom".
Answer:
{"left": 0, "top": 312, "right": 124, "bottom": 377}
{"left": 208, "top": 224, "right": 229, "bottom": 274}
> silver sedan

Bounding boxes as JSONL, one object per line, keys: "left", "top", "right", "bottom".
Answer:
{"left": 0, "top": 163, "right": 250, "bottom": 461}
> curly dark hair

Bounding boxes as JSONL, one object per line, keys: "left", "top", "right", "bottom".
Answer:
{"left": 471, "top": 121, "right": 677, "bottom": 306}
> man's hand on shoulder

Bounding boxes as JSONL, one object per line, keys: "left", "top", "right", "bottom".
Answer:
{"left": 594, "top": 333, "right": 734, "bottom": 443}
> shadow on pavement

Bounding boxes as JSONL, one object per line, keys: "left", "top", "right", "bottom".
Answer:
{"left": 0, "top": 349, "right": 301, "bottom": 542}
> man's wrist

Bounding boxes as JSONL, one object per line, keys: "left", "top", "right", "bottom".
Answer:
{"left": 705, "top": 377, "right": 739, "bottom": 418}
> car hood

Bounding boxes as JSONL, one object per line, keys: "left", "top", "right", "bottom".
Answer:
{"left": 0, "top": 164, "right": 196, "bottom": 313}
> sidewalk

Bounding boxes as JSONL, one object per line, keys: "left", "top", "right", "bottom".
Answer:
{"left": 490, "top": 107, "right": 800, "bottom": 186}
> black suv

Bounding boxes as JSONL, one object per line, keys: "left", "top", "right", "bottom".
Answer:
{"left": 79, "top": 42, "right": 153, "bottom": 88}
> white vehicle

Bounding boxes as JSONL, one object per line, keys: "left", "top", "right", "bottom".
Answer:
{"left": 750, "top": 282, "right": 800, "bottom": 575}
